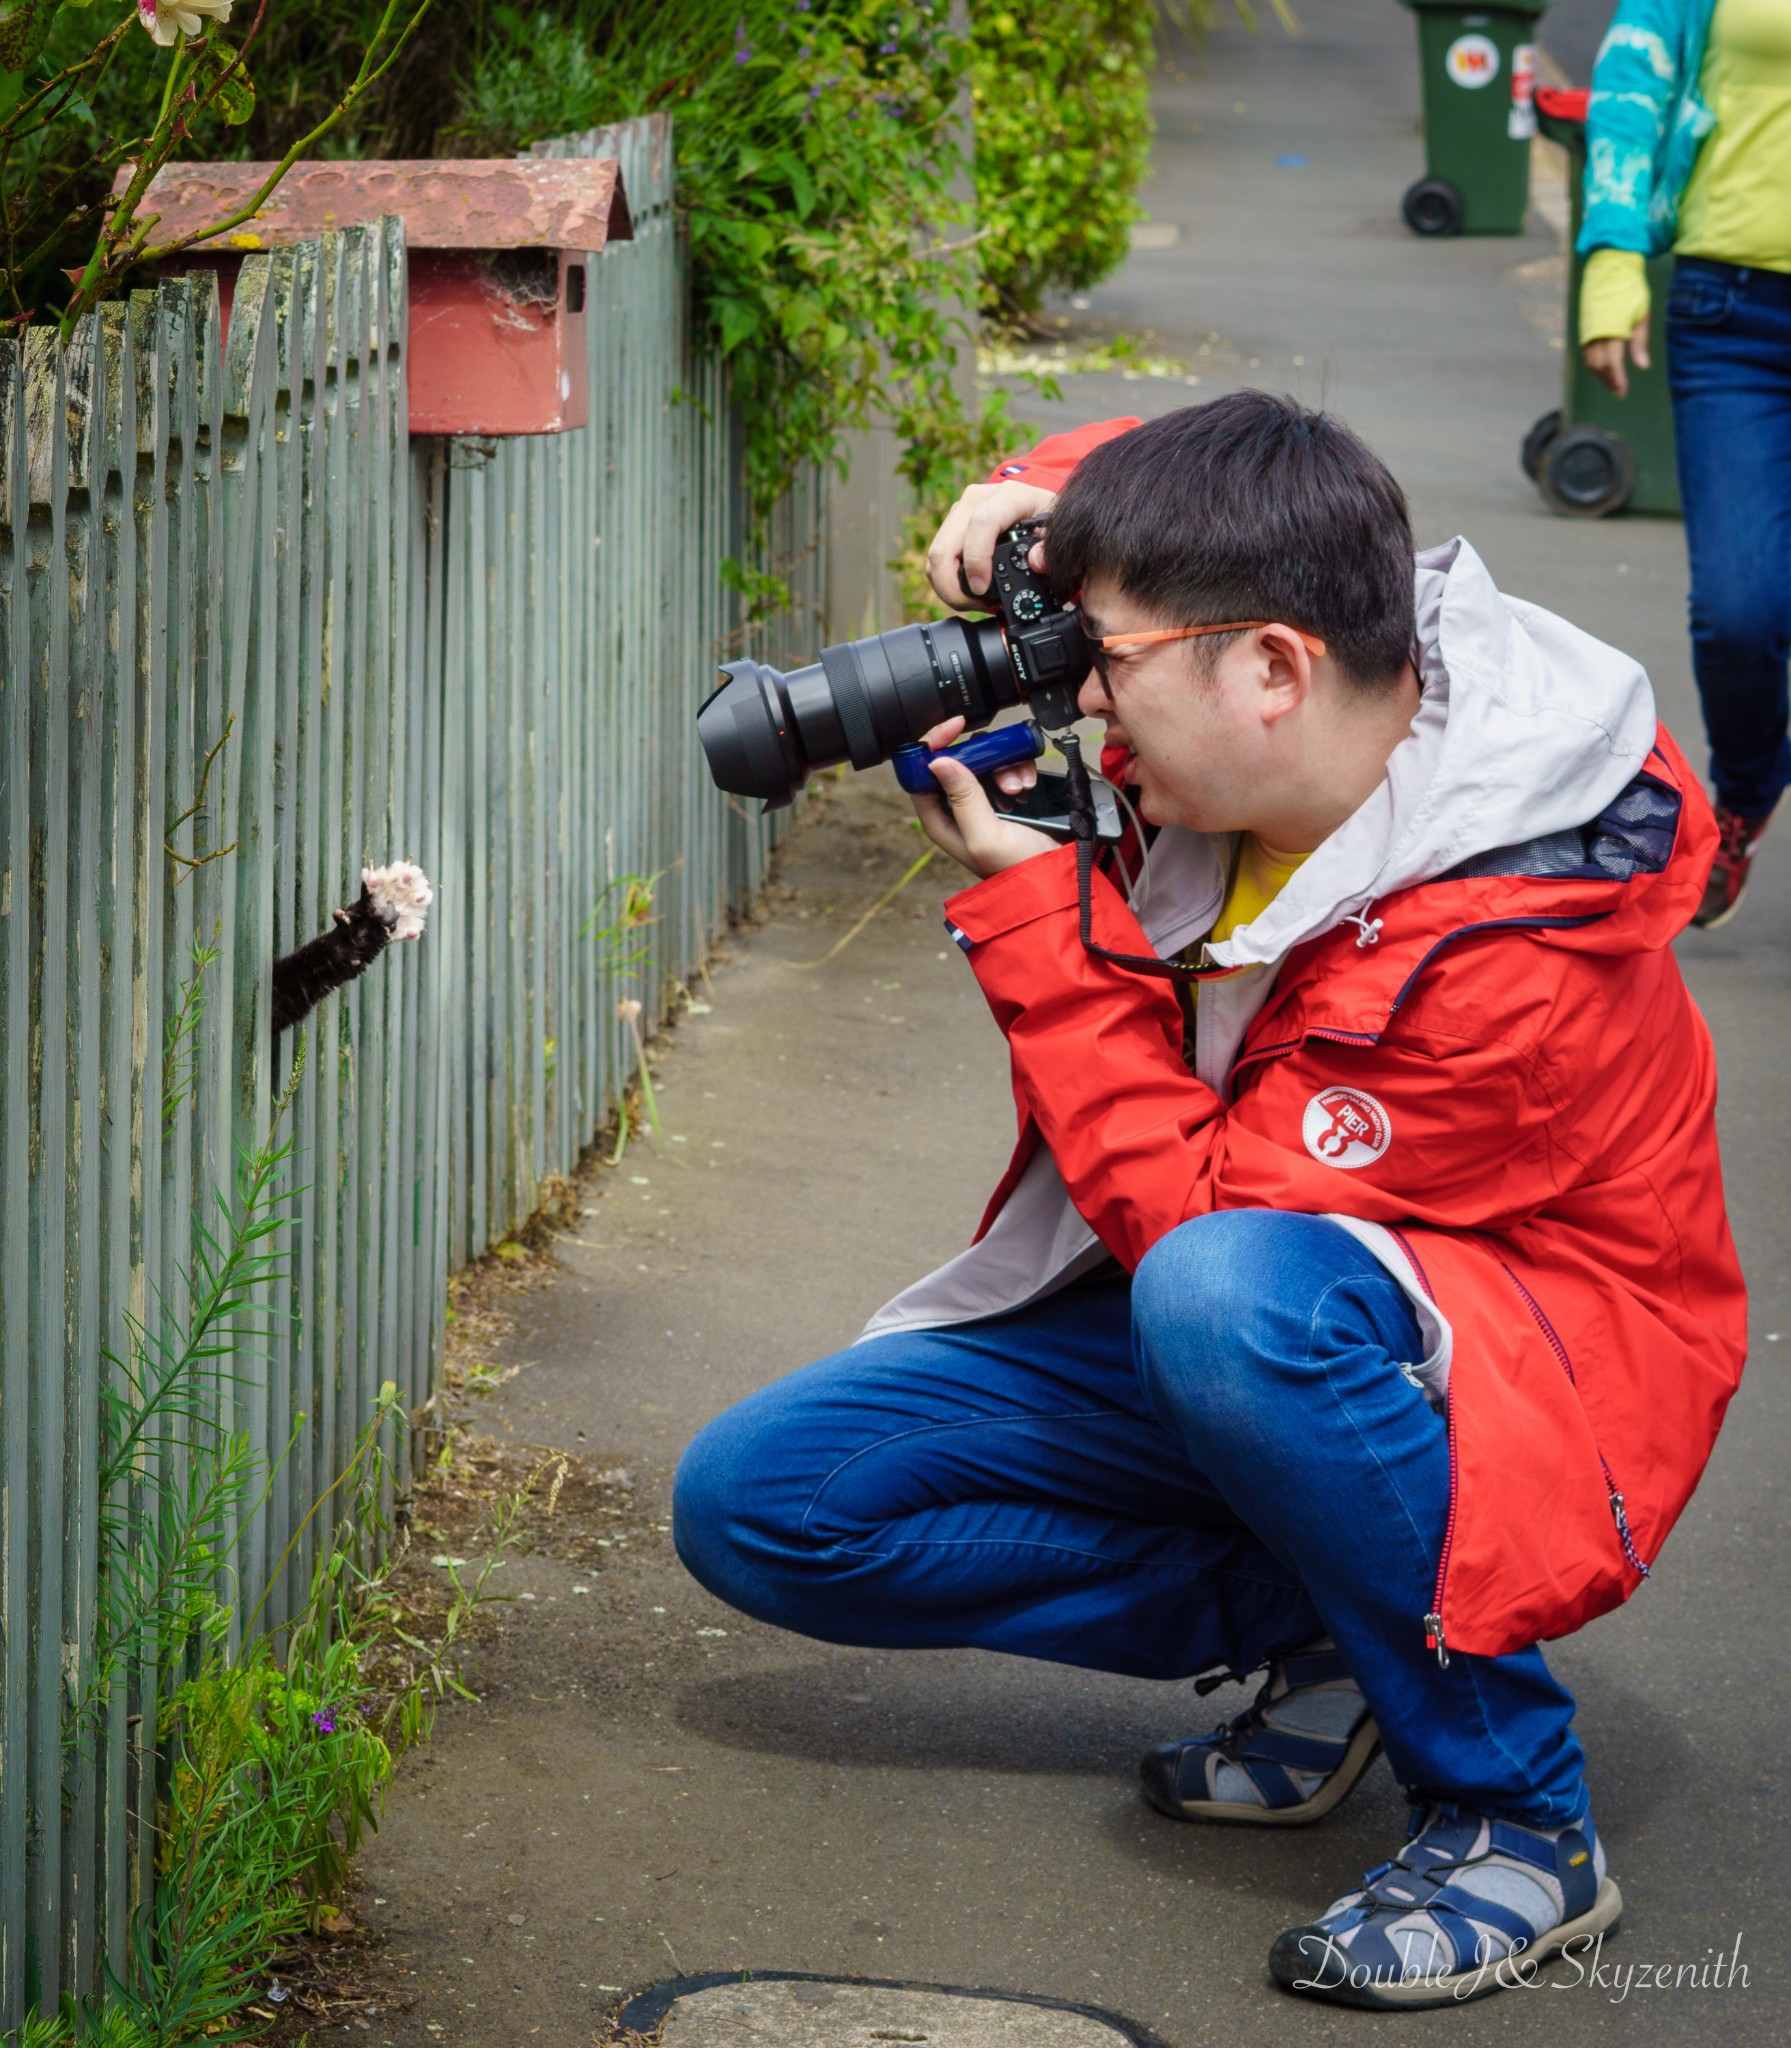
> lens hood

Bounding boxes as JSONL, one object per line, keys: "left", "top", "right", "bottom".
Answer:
{"left": 697, "top": 659, "right": 808, "bottom": 808}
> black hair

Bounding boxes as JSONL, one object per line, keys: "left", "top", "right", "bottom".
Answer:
{"left": 1044, "top": 392, "right": 1416, "bottom": 690}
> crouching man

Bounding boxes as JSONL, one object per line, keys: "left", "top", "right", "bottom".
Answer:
{"left": 673, "top": 396, "right": 1747, "bottom": 2008}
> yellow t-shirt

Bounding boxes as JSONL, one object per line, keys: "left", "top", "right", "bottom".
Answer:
{"left": 1210, "top": 833, "right": 1310, "bottom": 947}
{"left": 1174, "top": 835, "right": 1310, "bottom": 1061}
{"left": 1676, "top": 0, "right": 1791, "bottom": 267}
{"left": 1580, "top": 0, "right": 1791, "bottom": 343}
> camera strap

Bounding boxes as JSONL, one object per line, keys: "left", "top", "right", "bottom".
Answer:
{"left": 1057, "top": 732, "right": 1206, "bottom": 986}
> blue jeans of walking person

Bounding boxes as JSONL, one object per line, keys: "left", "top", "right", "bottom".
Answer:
{"left": 1666, "top": 257, "right": 1791, "bottom": 820}
{"left": 674, "top": 1209, "right": 1589, "bottom": 1825}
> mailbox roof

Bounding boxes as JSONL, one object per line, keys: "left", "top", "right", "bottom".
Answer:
{"left": 132, "top": 158, "right": 632, "bottom": 254}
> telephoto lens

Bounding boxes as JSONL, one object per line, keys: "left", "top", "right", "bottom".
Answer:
{"left": 697, "top": 612, "right": 1021, "bottom": 809}
{"left": 698, "top": 522, "right": 1092, "bottom": 808}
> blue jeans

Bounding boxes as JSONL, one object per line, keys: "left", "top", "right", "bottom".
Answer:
{"left": 1666, "top": 257, "right": 1791, "bottom": 818}
{"left": 675, "top": 1209, "right": 1588, "bottom": 1825}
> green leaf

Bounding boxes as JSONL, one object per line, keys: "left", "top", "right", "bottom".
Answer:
{"left": 780, "top": 153, "right": 816, "bottom": 221}
{"left": 713, "top": 295, "right": 760, "bottom": 356}
{"left": 0, "top": 0, "right": 51, "bottom": 76}
{"left": 191, "top": 39, "right": 255, "bottom": 126}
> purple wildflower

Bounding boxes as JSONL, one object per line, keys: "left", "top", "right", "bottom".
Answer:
{"left": 311, "top": 1709, "right": 337, "bottom": 1733}
{"left": 880, "top": 39, "right": 899, "bottom": 54}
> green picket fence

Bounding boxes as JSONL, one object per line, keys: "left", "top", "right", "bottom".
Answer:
{"left": 0, "top": 113, "right": 820, "bottom": 2026}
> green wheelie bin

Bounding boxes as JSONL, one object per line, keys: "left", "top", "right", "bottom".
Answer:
{"left": 1520, "top": 86, "right": 1680, "bottom": 518}
{"left": 1398, "top": 0, "right": 1551, "bottom": 235}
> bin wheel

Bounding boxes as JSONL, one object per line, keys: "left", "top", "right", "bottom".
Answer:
{"left": 1538, "top": 424, "right": 1635, "bottom": 518}
{"left": 1521, "top": 409, "right": 1563, "bottom": 482}
{"left": 1403, "top": 178, "right": 1465, "bottom": 237}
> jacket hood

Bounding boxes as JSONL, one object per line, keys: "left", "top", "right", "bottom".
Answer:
{"left": 1201, "top": 537, "right": 1668, "bottom": 968}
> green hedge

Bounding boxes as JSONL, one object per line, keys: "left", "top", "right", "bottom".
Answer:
{"left": 972, "top": 0, "right": 1156, "bottom": 327}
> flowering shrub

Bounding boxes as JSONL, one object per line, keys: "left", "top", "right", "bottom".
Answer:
{"left": 4, "top": 0, "right": 1167, "bottom": 583}
{"left": 0, "top": 0, "right": 434, "bottom": 334}
{"left": 137, "top": 0, "right": 235, "bottom": 47}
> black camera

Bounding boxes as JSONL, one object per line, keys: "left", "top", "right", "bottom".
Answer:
{"left": 696, "top": 524, "right": 1114, "bottom": 836}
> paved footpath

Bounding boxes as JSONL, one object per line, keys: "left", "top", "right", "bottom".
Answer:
{"left": 357, "top": 5, "right": 1788, "bottom": 2043}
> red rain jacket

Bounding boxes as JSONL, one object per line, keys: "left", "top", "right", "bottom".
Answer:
{"left": 950, "top": 421, "right": 1749, "bottom": 1660}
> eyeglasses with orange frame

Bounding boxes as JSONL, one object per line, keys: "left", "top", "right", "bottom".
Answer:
{"left": 1086, "top": 620, "right": 1327, "bottom": 683}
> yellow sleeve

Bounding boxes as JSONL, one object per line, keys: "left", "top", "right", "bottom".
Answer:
{"left": 1578, "top": 248, "right": 1652, "bottom": 345}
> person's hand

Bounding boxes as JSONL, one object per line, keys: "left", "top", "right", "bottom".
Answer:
{"left": 909, "top": 718, "right": 1056, "bottom": 880}
{"left": 1583, "top": 317, "right": 1650, "bottom": 399}
{"left": 925, "top": 480, "right": 1058, "bottom": 610}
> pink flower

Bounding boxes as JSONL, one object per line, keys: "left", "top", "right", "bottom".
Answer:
{"left": 138, "top": 0, "right": 235, "bottom": 45}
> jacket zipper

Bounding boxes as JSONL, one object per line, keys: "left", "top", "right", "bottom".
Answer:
{"left": 1233, "top": 913, "right": 1616, "bottom": 1086}
{"left": 1499, "top": 1260, "right": 1652, "bottom": 1580}
{"left": 1227, "top": 1024, "right": 1378, "bottom": 1091}
{"left": 1382, "top": 1227, "right": 1458, "bottom": 1670}
{"left": 1386, "top": 912, "right": 1611, "bottom": 1017}
{"left": 1426, "top": 1394, "right": 1460, "bottom": 1669}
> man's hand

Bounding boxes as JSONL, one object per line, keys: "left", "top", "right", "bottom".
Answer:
{"left": 910, "top": 719, "right": 1057, "bottom": 880}
{"left": 1583, "top": 316, "right": 1651, "bottom": 399}
{"left": 925, "top": 480, "right": 1058, "bottom": 610}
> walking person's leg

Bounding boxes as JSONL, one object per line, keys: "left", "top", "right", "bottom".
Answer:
{"left": 1665, "top": 260, "right": 1791, "bottom": 926}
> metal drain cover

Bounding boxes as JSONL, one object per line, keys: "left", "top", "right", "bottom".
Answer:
{"left": 640, "top": 1975, "right": 1151, "bottom": 2047}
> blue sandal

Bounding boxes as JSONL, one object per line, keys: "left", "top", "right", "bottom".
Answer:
{"left": 1270, "top": 1801, "right": 1623, "bottom": 2008}
{"left": 1141, "top": 1642, "right": 1381, "bottom": 1826}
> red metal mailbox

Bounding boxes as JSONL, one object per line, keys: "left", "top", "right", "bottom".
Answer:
{"left": 134, "top": 159, "right": 632, "bottom": 436}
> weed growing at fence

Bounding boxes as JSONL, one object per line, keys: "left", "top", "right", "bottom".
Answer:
{"left": 19, "top": 1028, "right": 545, "bottom": 2047}
{"left": 62, "top": 1042, "right": 311, "bottom": 1768}
{"left": 96, "top": 1433, "right": 544, "bottom": 2046}
{"left": 581, "top": 870, "right": 661, "bottom": 970}
{"left": 160, "top": 930, "right": 223, "bottom": 1136}
{"left": 583, "top": 870, "right": 667, "bottom": 1161}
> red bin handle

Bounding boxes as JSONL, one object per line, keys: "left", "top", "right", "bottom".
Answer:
{"left": 1535, "top": 85, "right": 1590, "bottom": 125}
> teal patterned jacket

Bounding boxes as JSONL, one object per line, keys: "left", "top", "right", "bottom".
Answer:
{"left": 1580, "top": 0, "right": 1718, "bottom": 255}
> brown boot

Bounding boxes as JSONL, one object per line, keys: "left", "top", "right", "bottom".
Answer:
{"left": 1693, "top": 805, "right": 1773, "bottom": 929}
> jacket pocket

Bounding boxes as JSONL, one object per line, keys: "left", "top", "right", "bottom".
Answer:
{"left": 1498, "top": 1261, "right": 1651, "bottom": 1582}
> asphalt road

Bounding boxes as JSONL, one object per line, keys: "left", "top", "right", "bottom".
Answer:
{"left": 356, "top": 7, "right": 1789, "bottom": 2044}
